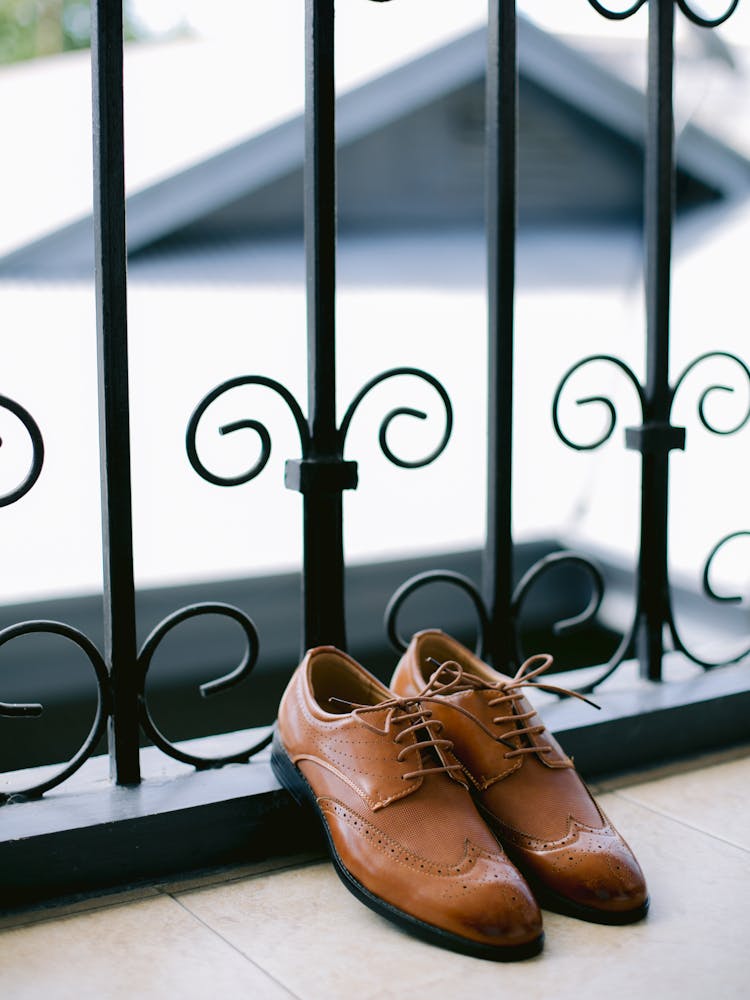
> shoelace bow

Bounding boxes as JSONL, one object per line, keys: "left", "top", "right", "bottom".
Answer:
{"left": 328, "top": 694, "right": 465, "bottom": 781}
{"left": 421, "top": 654, "right": 600, "bottom": 760}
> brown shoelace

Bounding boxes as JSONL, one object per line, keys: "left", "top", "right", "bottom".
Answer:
{"left": 328, "top": 695, "right": 464, "bottom": 781}
{"left": 421, "top": 655, "right": 599, "bottom": 761}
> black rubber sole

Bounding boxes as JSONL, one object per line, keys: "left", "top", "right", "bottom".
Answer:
{"left": 270, "top": 730, "right": 544, "bottom": 962}
{"left": 529, "top": 879, "right": 650, "bottom": 925}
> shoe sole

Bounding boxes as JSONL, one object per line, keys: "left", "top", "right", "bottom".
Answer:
{"left": 476, "top": 806, "right": 650, "bottom": 926}
{"left": 528, "top": 879, "right": 650, "bottom": 925}
{"left": 270, "top": 729, "right": 544, "bottom": 962}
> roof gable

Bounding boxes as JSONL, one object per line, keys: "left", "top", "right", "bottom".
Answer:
{"left": 2, "top": 14, "right": 749, "bottom": 275}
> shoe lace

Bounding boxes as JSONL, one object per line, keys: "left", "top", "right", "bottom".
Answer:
{"left": 420, "top": 655, "right": 600, "bottom": 760}
{"left": 327, "top": 694, "right": 465, "bottom": 781}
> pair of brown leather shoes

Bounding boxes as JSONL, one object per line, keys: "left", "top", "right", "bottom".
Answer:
{"left": 272, "top": 628, "right": 648, "bottom": 961}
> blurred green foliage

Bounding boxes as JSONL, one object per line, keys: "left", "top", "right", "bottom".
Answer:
{"left": 0, "top": 0, "right": 143, "bottom": 65}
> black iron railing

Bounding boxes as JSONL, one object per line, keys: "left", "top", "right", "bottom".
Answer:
{"left": 1, "top": 0, "right": 748, "bottom": 868}
{"left": 387, "top": 0, "right": 750, "bottom": 688}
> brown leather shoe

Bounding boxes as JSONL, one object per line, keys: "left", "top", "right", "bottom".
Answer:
{"left": 391, "top": 630, "right": 649, "bottom": 925}
{"left": 272, "top": 645, "right": 543, "bottom": 960}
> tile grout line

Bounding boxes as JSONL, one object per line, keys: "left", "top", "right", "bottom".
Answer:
{"left": 170, "top": 894, "right": 303, "bottom": 1000}
{"left": 611, "top": 790, "right": 750, "bottom": 855}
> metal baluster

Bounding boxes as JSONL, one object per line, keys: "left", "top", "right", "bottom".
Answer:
{"left": 625, "top": 0, "right": 684, "bottom": 680}
{"left": 296, "top": 0, "right": 351, "bottom": 650}
{"left": 484, "top": 1, "right": 517, "bottom": 671}
{"left": 91, "top": 0, "right": 141, "bottom": 783}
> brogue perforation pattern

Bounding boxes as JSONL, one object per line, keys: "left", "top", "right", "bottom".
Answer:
{"left": 318, "top": 797, "right": 515, "bottom": 883}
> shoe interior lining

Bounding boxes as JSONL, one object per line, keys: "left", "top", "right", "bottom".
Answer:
{"left": 417, "top": 634, "right": 495, "bottom": 684}
{"left": 309, "top": 652, "right": 388, "bottom": 714}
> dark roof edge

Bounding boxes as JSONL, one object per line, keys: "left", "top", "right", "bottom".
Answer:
{"left": 520, "top": 18, "right": 750, "bottom": 199}
{"left": 0, "top": 30, "right": 485, "bottom": 274}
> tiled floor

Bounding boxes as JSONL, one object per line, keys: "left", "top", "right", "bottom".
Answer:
{"left": 2, "top": 749, "right": 749, "bottom": 1000}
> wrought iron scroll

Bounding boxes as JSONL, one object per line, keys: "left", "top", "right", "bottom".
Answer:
{"left": 0, "top": 598, "right": 265, "bottom": 801}
{"left": 0, "top": 399, "right": 48, "bottom": 784}
{"left": 386, "top": 571, "right": 490, "bottom": 658}
{"left": 0, "top": 623, "right": 110, "bottom": 804}
{"left": 587, "top": 0, "right": 648, "bottom": 19}
{"left": 186, "top": 376, "right": 311, "bottom": 487}
{"left": 0, "top": 399, "right": 113, "bottom": 803}
{"left": 675, "top": 1, "right": 740, "bottom": 28}
{"left": 586, "top": 0, "right": 739, "bottom": 25}
{"left": 703, "top": 531, "right": 750, "bottom": 605}
{"left": 187, "top": 1, "right": 453, "bottom": 654}
{"left": 136, "top": 603, "right": 270, "bottom": 767}
{"left": 0, "top": 398, "right": 112, "bottom": 802}
{"left": 0, "top": 396, "right": 44, "bottom": 508}
{"left": 383, "top": 554, "right": 617, "bottom": 695}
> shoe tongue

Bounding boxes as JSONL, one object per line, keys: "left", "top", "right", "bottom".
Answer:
{"left": 412, "top": 720, "right": 442, "bottom": 769}
{"left": 447, "top": 685, "right": 496, "bottom": 717}
{"left": 364, "top": 705, "right": 392, "bottom": 729}
{"left": 447, "top": 686, "right": 539, "bottom": 750}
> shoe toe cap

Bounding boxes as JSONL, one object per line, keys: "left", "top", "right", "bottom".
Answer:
{"left": 448, "top": 856, "right": 543, "bottom": 948}
{"left": 526, "top": 828, "right": 648, "bottom": 915}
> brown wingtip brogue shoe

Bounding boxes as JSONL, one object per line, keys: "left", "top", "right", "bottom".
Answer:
{"left": 391, "top": 630, "right": 649, "bottom": 926}
{"left": 273, "top": 645, "right": 544, "bottom": 960}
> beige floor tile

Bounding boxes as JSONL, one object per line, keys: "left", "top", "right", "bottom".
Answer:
{"left": 180, "top": 862, "right": 433, "bottom": 1000}
{"left": 176, "top": 793, "right": 749, "bottom": 1000}
{"left": 612, "top": 752, "right": 750, "bottom": 852}
{"left": 0, "top": 894, "right": 293, "bottom": 1000}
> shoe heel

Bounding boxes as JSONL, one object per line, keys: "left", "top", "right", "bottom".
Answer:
{"left": 271, "top": 729, "right": 313, "bottom": 810}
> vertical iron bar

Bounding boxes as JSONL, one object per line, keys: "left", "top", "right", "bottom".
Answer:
{"left": 91, "top": 0, "right": 140, "bottom": 782}
{"left": 483, "top": 0, "right": 517, "bottom": 670}
{"left": 302, "top": 0, "right": 347, "bottom": 650}
{"left": 636, "top": 0, "right": 676, "bottom": 680}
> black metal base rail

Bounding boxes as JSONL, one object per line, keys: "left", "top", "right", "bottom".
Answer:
{"left": 1, "top": 0, "right": 749, "bottom": 911}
